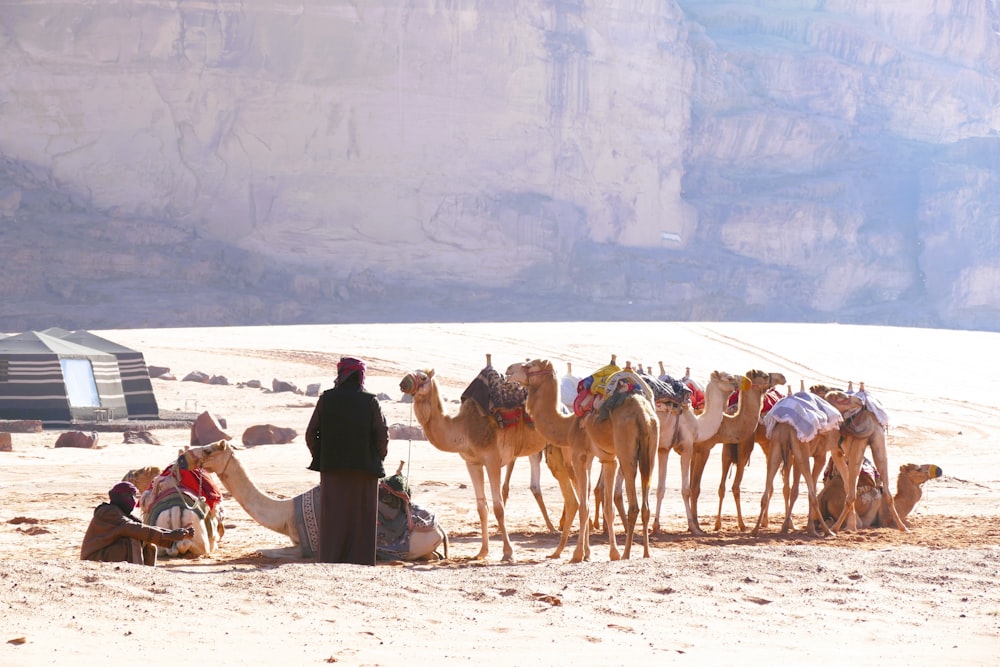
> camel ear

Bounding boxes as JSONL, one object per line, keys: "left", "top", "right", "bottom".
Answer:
{"left": 427, "top": 369, "right": 435, "bottom": 379}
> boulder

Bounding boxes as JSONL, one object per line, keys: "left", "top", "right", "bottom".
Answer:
{"left": 123, "top": 430, "right": 161, "bottom": 445}
{"left": 242, "top": 424, "right": 298, "bottom": 447}
{"left": 306, "top": 383, "right": 321, "bottom": 397}
{"left": 271, "top": 379, "right": 299, "bottom": 394}
{"left": 54, "top": 431, "right": 101, "bottom": 449}
{"left": 209, "top": 375, "right": 229, "bottom": 385}
{"left": 182, "top": 370, "right": 211, "bottom": 383}
{"left": 0, "top": 432, "right": 11, "bottom": 452}
{"left": 147, "top": 365, "right": 170, "bottom": 378}
{"left": 190, "top": 411, "right": 231, "bottom": 446}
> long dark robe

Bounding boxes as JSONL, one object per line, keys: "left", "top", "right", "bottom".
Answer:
{"left": 319, "top": 469, "right": 378, "bottom": 565}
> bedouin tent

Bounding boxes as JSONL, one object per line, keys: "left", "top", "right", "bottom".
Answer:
{"left": 0, "top": 330, "right": 129, "bottom": 425}
{"left": 43, "top": 328, "right": 160, "bottom": 420}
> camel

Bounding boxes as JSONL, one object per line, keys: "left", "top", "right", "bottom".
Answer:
{"left": 122, "top": 465, "right": 161, "bottom": 495}
{"left": 140, "top": 452, "right": 225, "bottom": 558}
{"left": 506, "top": 358, "right": 659, "bottom": 562}
{"left": 820, "top": 387, "right": 910, "bottom": 533}
{"left": 652, "top": 370, "right": 743, "bottom": 535}
{"left": 682, "top": 370, "right": 786, "bottom": 532}
{"left": 819, "top": 460, "right": 943, "bottom": 529}
{"left": 751, "top": 391, "right": 850, "bottom": 538}
{"left": 398, "top": 363, "right": 572, "bottom": 562}
{"left": 181, "top": 440, "right": 448, "bottom": 560}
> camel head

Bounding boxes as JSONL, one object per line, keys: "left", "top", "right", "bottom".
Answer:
{"left": 399, "top": 369, "right": 434, "bottom": 397}
{"left": 179, "top": 440, "right": 232, "bottom": 472}
{"left": 506, "top": 359, "right": 554, "bottom": 388}
{"left": 822, "top": 390, "right": 862, "bottom": 413}
{"left": 900, "top": 463, "right": 944, "bottom": 484}
{"left": 708, "top": 370, "right": 742, "bottom": 392}
{"left": 809, "top": 384, "right": 843, "bottom": 399}
{"left": 122, "top": 465, "right": 161, "bottom": 494}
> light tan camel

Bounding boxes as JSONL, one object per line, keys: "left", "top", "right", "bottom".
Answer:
{"left": 506, "top": 358, "right": 659, "bottom": 562}
{"left": 182, "top": 441, "right": 448, "bottom": 560}
{"left": 652, "top": 370, "right": 743, "bottom": 535}
{"left": 399, "top": 366, "right": 571, "bottom": 562}
{"left": 140, "top": 452, "right": 225, "bottom": 558}
{"left": 819, "top": 461, "right": 943, "bottom": 529}
{"left": 683, "top": 370, "right": 787, "bottom": 532}
{"left": 751, "top": 391, "right": 852, "bottom": 538}
{"left": 821, "top": 388, "right": 909, "bottom": 533}
{"left": 122, "top": 465, "right": 161, "bottom": 495}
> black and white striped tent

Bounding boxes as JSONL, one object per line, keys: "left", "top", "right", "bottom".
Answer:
{"left": 46, "top": 329, "right": 160, "bottom": 420}
{"left": 0, "top": 330, "right": 153, "bottom": 425}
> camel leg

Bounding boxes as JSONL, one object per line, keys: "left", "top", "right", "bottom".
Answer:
{"left": 677, "top": 446, "right": 705, "bottom": 536}
{"left": 502, "top": 461, "right": 513, "bottom": 505}
{"left": 714, "top": 442, "right": 736, "bottom": 531}
{"left": 730, "top": 440, "right": 755, "bottom": 532}
{"left": 526, "top": 451, "right": 556, "bottom": 532}
{"left": 601, "top": 459, "right": 623, "bottom": 561}
{"left": 613, "top": 467, "right": 627, "bottom": 532}
{"left": 653, "top": 446, "right": 670, "bottom": 533}
{"left": 570, "top": 452, "right": 594, "bottom": 563}
{"left": 547, "top": 446, "right": 579, "bottom": 559}
{"left": 688, "top": 443, "right": 711, "bottom": 532}
{"left": 870, "top": 439, "right": 910, "bottom": 532}
{"left": 802, "top": 451, "right": 834, "bottom": 537}
{"left": 831, "top": 444, "right": 865, "bottom": 532}
{"left": 465, "top": 463, "right": 492, "bottom": 560}
{"left": 592, "top": 468, "right": 604, "bottom": 531}
{"left": 484, "top": 463, "right": 515, "bottom": 562}
{"left": 751, "top": 440, "right": 783, "bottom": 537}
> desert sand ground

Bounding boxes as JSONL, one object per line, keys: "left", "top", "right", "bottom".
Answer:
{"left": 2, "top": 321, "right": 999, "bottom": 666}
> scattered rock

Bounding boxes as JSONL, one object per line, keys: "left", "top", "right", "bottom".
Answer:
{"left": 388, "top": 423, "right": 425, "bottom": 441}
{"left": 306, "top": 383, "right": 321, "bottom": 397}
{"left": 0, "top": 432, "right": 11, "bottom": 451}
{"left": 376, "top": 392, "right": 391, "bottom": 401}
{"left": 242, "top": 424, "right": 298, "bottom": 447}
{"left": 158, "top": 372, "right": 177, "bottom": 381}
{"left": 244, "top": 379, "right": 262, "bottom": 389}
{"left": 399, "top": 393, "right": 413, "bottom": 404}
{"left": 209, "top": 375, "right": 229, "bottom": 385}
{"left": 147, "top": 365, "right": 170, "bottom": 378}
{"left": 54, "top": 431, "right": 101, "bottom": 449}
{"left": 123, "top": 430, "right": 161, "bottom": 445}
{"left": 272, "top": 379, "right": 300, "bottom": 394}
{"left": 0, "top": 420, "right": 43, "bottom": 433}
{"left": 182, "top": 370, "right": 210, "bottom": 383}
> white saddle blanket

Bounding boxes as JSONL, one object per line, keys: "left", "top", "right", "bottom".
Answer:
{"left": 764, "top": 391, "right": 843, "bottom": 442}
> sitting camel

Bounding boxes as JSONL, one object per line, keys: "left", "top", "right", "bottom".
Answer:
{"left": 140, "top": 450, "right": 225, "bottom": 558}
{"left": 819, "top": 461, "right": 943, "bottom": 529}
{"left": 181, "top": 441, "right": 448, "bottom": 560}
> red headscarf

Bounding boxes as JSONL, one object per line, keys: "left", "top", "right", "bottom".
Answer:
{"left": 109, "top": 481, "right": 139, "bottom": 513}
{"left": 335, "top": 356, "right": 366, "bottom": 388}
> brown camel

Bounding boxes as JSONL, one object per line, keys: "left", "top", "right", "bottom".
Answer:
{"left": 685, "top": 371, "right": 786, "bottom": 532}
{"left": 506, "top": 358, "right": 659, "bottom": 562}
{"left": 819, "top": 461, "right": 943, "bottom": 529}
{"left": 398, "top": 366, "right": 570, "bottom": 562}
{"left": 751, "top": 391, "right": 851, "bottom": 538}
{"left": 652, "top": 370, "right": 743, "bottom": 535}
{"left": 820, "top": 388, "right": 909, "bottom": 533}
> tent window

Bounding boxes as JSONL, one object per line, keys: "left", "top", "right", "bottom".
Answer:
{"left": 60, "top": 358, "right": 100, "bottom": 407}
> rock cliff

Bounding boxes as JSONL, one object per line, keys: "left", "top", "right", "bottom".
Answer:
{"left": 1, "top": 1, "right": 997, "bottom": 331}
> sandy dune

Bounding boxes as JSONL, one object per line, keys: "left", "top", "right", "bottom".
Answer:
{"left": 2, "top": 322, "right": 999, "bottom": 665}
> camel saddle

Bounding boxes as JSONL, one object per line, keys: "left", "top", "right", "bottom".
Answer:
{"left": 461, "top": 366, "right": 533, "bottom": 430}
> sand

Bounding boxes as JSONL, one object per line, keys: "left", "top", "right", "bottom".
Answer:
{"left": 2, "top": 321, "right": 999, "bottom": 665}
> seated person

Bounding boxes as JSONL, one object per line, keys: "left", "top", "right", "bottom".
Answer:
{"left": 81, "top": 481, "right": 193, "bottom": 566}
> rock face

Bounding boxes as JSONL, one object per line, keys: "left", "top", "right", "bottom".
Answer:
{"left": 0, "top": 2, "right": 997, "bottom": 331}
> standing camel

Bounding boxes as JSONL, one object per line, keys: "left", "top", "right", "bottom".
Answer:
{"left": 751, "top": 391, "right": 849, "bottom": 537}
{"left": 506, "top": 359, "right": 659, "bottom": 562}
{"left": 821, "top": 388, "right": 909, "bottom": 533}
{"left": 652, "top": 370, "right": 743, "bottom": 535}
{"left": 398, "top": 365, "right": 571, "bottom": 562}
{"left": 683, "top": 370, "right": 786, "bottom": 532}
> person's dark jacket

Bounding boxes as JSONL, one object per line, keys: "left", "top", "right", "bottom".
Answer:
{"left": 80, "top": 503, "right": 188, "bottom": 565}
{"left": 305, "top": 376, "right": 389, "bottom": 477}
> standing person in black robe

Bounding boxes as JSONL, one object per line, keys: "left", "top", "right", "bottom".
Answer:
{"left": 305, "top": 356, "right": 389, "bottom": 565}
